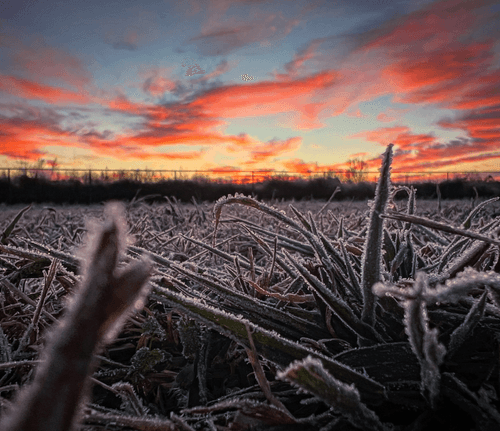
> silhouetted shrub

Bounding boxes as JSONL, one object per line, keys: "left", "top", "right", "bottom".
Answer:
{"left": 1, "top": 175, "right": 499, "bottom": 204}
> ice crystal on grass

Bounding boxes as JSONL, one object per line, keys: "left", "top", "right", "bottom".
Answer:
{"left": 447, "top": 290, "right": 487, "bottom": 358}
{"left": 283, "top": 249, "right": 384, "bottom": 344}
{"left": 111, "top": 381, "right": 148, "bottom": 416}
{"left": 461, "top": 197, "right": 499, "bottom": 230}
{"left": 1, "top": 204, "right": 31, "bottom": 245}
{"left": 151, "top": 282, "right": 386, "bottom": 403}
{"left": 130, "top": 347, "right": 170, "bottom": 374}
{"left": 374, "top": 271, "right": 446, "bottom": 408}
{"left": 4, "top": 185, "right": 500, "bottom": 429}
{"left": 381, "top": 212, "right": 500, "bottom": 247}
{"left": 426, "top": 268, "right": 500, "bottom": 304}
{"left": 361, "top": 144, "right": 393, "bottom": 327}
{"left": 0, "top": 202, "right": 152, "bottom": 431}
{"left": 278, "top": 356, "right": 388, "bottom": 431}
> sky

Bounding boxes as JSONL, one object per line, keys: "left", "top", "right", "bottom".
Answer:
{"left": 0, "top": 0, "right": 499, "bottom": 181}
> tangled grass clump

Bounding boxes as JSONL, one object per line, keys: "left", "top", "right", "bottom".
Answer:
{"left": 1, "top": 144, "right": 500, "bottom": 430}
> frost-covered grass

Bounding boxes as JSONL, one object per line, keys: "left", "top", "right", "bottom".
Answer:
{"left": 1, "top": 147, "right": 500, "bottom": 430}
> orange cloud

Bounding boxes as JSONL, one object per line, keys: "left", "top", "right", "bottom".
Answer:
{"left": 244, "top": 137, "right": 302, "bottom": 164}
{"left": 352, "top": 125, "right": 500, "bottom": 172}
{"left": 142, "top": 75, "right": 177, "bottom": 97}
{"left": 2, "top": 0, "right": 498, "bottom": 175}
{"left": 376, "top": 108, "right": 410, "bottom": 123}
{"left": 126, "top": 150, "right": 206, "bottom": 160}
{"left": 0, "top": 111, "right": 75, "bottom": 161}
{"left": 346, "top": 0, "right": 500, "bottom": 172}
{"left": 439, "top": 109, "right": 500, "bottom": 144}
{"left": 0, "top": 74, "right": 90, "bottom": 104}
{"left": 188, "top": 70, "right": 341, "bottom": 130}
{"left": 281, "top": 158, "right": 321, "bottom": 174}
{"left": 7, "top": 36, "right": 92, "bottom": 91}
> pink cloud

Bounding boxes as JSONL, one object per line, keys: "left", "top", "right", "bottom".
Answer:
{"left": 0, "top": 74, "right": 90, "bottom": 104}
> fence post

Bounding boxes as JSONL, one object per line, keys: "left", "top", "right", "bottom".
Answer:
{"left": 7, "top": 169, "right": 11, "bottom": 204}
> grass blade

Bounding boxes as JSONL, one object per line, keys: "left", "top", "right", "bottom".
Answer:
{"left": 151, "top": 284, "right": 386, "bottom": 405}
{"left": 278, "top": 356, "right": 387, "bottom": 431}
{"left": 361, "top": 144, "right": 393, "bottom": 326}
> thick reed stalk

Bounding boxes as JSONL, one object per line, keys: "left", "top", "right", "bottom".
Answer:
{"left": 0, "top": 202, "right": 152, "bottom": 431}
{"left": 361, "top": 144, "right": 393, "bottom": 327}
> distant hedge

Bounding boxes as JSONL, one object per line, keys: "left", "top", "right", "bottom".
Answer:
{"left": 0, "top": 175, "right": 499, "bottom": 204}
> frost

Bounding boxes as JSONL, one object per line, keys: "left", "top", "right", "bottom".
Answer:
{"left": 278, "top": 356, "right": 388, "bottom": 431}
{"left": 427, "top": 268, "right": 500, "bottom": 304}
{"left": 150, "top": 281, "right": 385, "bottom": 401}
{"left": 447, "top": 291, "right": 487, "bottom": 357}
{"left": 461, "top": 197, "right": 499, "bottom": 230}
{"left": 130, "top": 347, "right": 171, "bottom": 374}
{"left": 375, "top": 271, "right": 445, "bottom": 408}
{"left": 111, "top": 381, "right": 149, "bottom": 416}
{"left": 283, "top": 248, "right": 384, "bottom": 343}
{"left": 361, "top": 144, "right": 393, "bottom": 327}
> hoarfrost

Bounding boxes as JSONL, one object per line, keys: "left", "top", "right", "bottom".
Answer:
{"left": 278, "top": 356, "right": 389, "bottom": 431}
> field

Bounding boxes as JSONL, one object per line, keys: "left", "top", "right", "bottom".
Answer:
{"left": 1, "top": 149, "right": 500, "bottom": 430}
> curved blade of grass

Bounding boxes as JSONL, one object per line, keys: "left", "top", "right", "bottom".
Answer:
{"left": 213, "top": 194, "right": 336, "bottom": 274}
{"left": 1, "top": 204, "right": 31, "bottom": 245}
{"left": 461, "top": 197, "right": 499, "bottom": 229}
{"left": 278, "top": 356, "right": 387, "bottom": 431}
{"left": 381, "top": 213, "right": 500, "bottom": 247}
{"left": 317, "top": 186, "right": 341, "bottom": 217}
{"left": 22, "top": 239, "right": 79, "bottom": 269}
{"left": 289, "top": 205, "right": 312, "bottom": 232}
{"left": 221, "top": 216, "right": 315, "bottom": 255}
{"left": 447, "top": 290, "right": 487, "bottom": 358}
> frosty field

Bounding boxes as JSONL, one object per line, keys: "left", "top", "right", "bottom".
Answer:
{"left": 1, "top": 150, "right": 500, "bottom": 430}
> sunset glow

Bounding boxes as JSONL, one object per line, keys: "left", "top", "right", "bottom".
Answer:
{"left": 0, "top": 0, "right": 499, "bottom": 178}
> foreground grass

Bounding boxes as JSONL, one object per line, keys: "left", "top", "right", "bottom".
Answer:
{"left": 0, "top": 146, "right": 500, "bottom": 430}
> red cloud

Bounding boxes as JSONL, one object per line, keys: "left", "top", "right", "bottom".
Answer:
{"left": 244, "top": 137, "right": 302, "bottom": 164}
{"left": 0, "top": 114, "right": 74, "bottom": 161}
{"left": 0, "top": 74, "right": 90, "bottom": 104}
{"left": 142, "top": 75, "right": 177, "bottom": 97}
{"left": 281, "top": 158, "right": 321, "bottom": 174}
{"left": 377, "top": 108, "right": 410, "bottom": 123}
{"left": 439, "top": 109, "right": 500, "bottom": 144}
{"left": 8, "top": 37, "right": 92, "bottom": 90}
{"left": 126, "top": 150, "right": 206, "bottom": 160}
{"left": 360, "top": 0, "right": 492, "bottom": 53}
{"left": 107, "top": 95, "right": 147, "bottom": 115}
{"left": 348, "top": 0, "right": 500, "bottom": 172}
{"left": 188, "top": 70, "right": 341, "bottom": 130}
{"left": 2, "top": 0, "right": 498, "bottom": 174}
{"left": 352, "top": 125, "right": 500, "bottom": 172}
{"left": 384, "top": 41, "right": 496, "bottom": 107}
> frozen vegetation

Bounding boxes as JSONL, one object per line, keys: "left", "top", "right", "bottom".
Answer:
{"left": 0, "top": 146, "right": 500, "bottom": 430}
